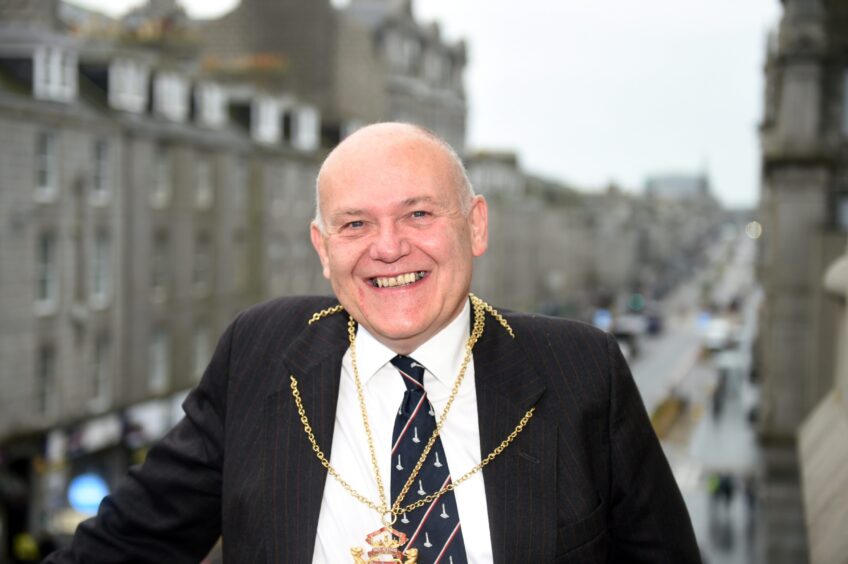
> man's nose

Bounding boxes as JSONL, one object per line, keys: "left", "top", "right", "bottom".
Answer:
{"left": 369, "top": 222, "right": 410, "bottom": 262}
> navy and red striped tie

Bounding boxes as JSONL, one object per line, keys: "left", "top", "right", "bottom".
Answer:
{"left": 390, "top": 355, "right": 468, "bottom": 564}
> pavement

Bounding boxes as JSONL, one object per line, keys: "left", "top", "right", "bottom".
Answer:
{"left": 662, "top": 351, "right": 761, "bottom": 564}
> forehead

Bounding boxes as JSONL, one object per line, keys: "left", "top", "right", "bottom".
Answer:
{"left": 319, "top": 133, "right": 460, "bottom": 211}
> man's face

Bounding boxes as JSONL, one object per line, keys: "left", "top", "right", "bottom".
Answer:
{"left": 311, "top": 126, "right": 488, "bottom": 354}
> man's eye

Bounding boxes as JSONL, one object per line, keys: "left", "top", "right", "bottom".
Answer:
{"left": 345, "top": 220, "right": 364, "bottom": 229}
{"left": 411, "top": 210, "right": 429, "bottom": 219}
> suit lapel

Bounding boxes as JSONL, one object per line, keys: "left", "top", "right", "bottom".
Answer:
{"left": 261, "top": 301, "right": 558, "bottom": 562}
{"left": 263, "top": 307, "right": 349, "bottom": 564}
{"left": 474, "top": 312, "right": 557, "bottom": 563}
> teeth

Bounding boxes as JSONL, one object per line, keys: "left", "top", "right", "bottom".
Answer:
{"left": 373, "top": 272, "right": 424, "bottom": 288}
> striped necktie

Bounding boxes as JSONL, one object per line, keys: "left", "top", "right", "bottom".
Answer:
{"left": 390, "top": 355, "right": 468, "bottom": 564}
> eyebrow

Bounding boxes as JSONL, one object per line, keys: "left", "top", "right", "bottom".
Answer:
{"left": 328, "top": 209, "right": 367, "bottom": 224}
{"left": 401, "top": 196, "right": 437, "bottom": 207}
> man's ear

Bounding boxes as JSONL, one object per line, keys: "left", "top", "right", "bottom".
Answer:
{"left": 310, "top": 222, "right": 331, "bottom": 279}
{"left": 469, "top": 195, "right": 488, "bottom": 257}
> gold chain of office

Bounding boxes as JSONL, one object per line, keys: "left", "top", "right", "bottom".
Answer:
{"left": 289, "top": 293, "right": 535, "bottom": 524}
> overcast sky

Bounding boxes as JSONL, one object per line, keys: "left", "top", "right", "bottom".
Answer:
{"left": 72, "top": 0, "right": 782, "bottom": 208}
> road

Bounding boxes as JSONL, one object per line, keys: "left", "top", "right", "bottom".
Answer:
{"left": 627, "top": 230, "right": 762, "bottom": 563}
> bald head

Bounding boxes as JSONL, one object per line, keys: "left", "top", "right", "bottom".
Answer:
{"left": 308, "top": 121, "right": 488, "bottom": 353}
{"left": 313, "top": 123, "right": 474, "bottom": 233}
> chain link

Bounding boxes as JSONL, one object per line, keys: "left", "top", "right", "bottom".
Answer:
{"left": 390, "top": 296, "right": 485, "bottom": 514}
{"left": 307, "top": 304, "right": 345, "bottom": 325}
{"left": 290, "top": 377, "right": 384, "bottom": 513}
{"left": 290, "top": 293, "right": 534, "bottom": 519}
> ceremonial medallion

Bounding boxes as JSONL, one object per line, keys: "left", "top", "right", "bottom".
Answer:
{"left": 350, "top": 526, "right": 418, "bottom": 563}
{"left": 296, "top": 295, "right": 533, "bottom": 564}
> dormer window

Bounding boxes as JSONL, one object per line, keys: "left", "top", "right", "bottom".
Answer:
{"left": 290, "top": 105, "right": 320, "bottom": 152}
{"left": 423, "top": 50, "right": 442, "bottom": 84}
{"left": 384, "top": 30, "right": 405, "bottom": 71}
{"left": 33, "top": 46, "right": 77, "bottom": 102}
{"left": 196, "top": 82, "right": 227, "bottom": 129}
{"left": 252, "top": 96, "right": 280, "bottom": 144}
{"left": 109, "top": 58, "right": 149, "bottom": 113}
{"left": 154, "top": 71, "right": 189, "bottom": 122}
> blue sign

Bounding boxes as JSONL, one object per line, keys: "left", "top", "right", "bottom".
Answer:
{"left": 593, "top": 309, "right": 612, "bottom": 331}
{"left": 68, "top": 473, "right": 109, "bottom": 515}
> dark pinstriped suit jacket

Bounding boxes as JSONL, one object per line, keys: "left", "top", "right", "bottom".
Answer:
{"left": 47, "top": 296, "right": 701, "bottom": 563}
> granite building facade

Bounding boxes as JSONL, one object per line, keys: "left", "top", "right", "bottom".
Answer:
{"left": 757, "top": 0, "right": 848, "bottom": 562}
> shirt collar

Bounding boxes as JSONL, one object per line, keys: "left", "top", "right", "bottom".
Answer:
{"left": 354, "top": 298, "right": 471, "bottom": 386}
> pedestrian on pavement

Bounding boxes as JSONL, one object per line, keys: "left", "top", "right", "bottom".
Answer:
{"left": 44, "top": 123, "right": 702, "bottom": 563}
{"left": 717, "top": 473, "right": 736, "bottom": 511}
{"left": 712, "top": 371, "right": 728, "bottom": 418}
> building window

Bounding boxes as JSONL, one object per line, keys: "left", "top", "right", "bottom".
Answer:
{"left": 90, "top": 231, "right": 110, "bottom": 307}
{"left": 423, "top": 50, "right": 442, "bottom": 84}
{"left": 33, "top": 46, "right": 77, "bottom": 102}
{"left": 192, "top": 325, "right": 211, "bottom": 380}
{"left": 91, "top": 139, "right": 109, "bottom": 203}
{"left": 35, "top": 130, "right": 57, "bottom": 201}
{"left": 108, "top": 58, "right": 149, "bottom": 113}
{"left": 154, "top": 72, "right": 189, "bottom": 122}
{"left": 91, "top": 334, "right": 111, "bottom": 410}
{"left": 151, "top": 146, "right": 171, "bottom": 208}
{"left": 836, "top": 193, "right": 848, "bottom": 231}
{"left": 195, "top": 158, "right": 214, "bottom": 210}
{"left": 843, "top": 68, "right": 848, "bottom": 138}
{"left": 233, "top": 157, "right": 247, "bottom": 211}
{"left": 252, "top": 97, "right": 280, "bottom": 144}
{"left": 35, "top": 232, "right": 58, "bottom": 313}
{"left": 234, "top": 229, "right": 248, "bottom": 290}
{"left": 151, "top": 231, "right": 169, "bottom": 300}
{"left": 291, "top": 106, "right": 320, "bottom": 152}
{"left": 196, "top": 82, "right": 227, "bottom": 128}
{"left": 193, "top": 234, "right": 211, "bottom": 295}
{"left": 35, "top": 346, "right": 56, "bottom": 416}
{"left": 148, "top": 327, "right": 170, "bottom": 394}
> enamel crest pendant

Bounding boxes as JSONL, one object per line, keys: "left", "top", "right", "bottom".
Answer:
{"left": 351, "top": 526, "right": 418, "bottom": 563}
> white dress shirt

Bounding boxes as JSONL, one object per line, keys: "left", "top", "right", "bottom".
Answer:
{"left": 312, "top": 300, "right": 493, "bottom": 563}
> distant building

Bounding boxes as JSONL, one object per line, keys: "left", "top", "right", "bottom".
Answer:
{"left": 199, "top": 0, "right": 467, "bottom": 151}
{"left": 756, "top": 0, "right": 848, "bottom": 562}
{"left": 0, "top": 0, "right": 465, "bottom": 554}
{"left": 644, "top": 173, "right": 710, "bottom": 202}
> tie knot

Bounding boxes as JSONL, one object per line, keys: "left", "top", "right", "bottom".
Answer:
{"left": 390, "top": 355, "right": 426, "bottom": 389}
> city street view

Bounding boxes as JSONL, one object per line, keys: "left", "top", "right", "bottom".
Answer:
{"left": 2, "top": 0, "right": 847, "bottom": 563}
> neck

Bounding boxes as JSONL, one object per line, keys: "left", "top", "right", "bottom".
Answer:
{"left": 360, "top": 298, "right": 470, "bottom": 356}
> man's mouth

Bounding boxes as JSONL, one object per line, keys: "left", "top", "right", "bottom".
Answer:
{"left": 369, "top": 271, "right": 428, "bottom": 288}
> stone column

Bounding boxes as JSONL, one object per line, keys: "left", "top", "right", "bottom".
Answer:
{"left": 798, "top": 242, "right": 848, "bottom": 564}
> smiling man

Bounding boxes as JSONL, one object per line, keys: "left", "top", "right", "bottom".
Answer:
{"left": 311, "top": 124, "right": 488, "bottom": 355}
{"left": 46, "top": 123, "right": 701, "bottom": 564}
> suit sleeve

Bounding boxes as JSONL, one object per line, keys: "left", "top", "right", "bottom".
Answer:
{"left": 43, "top": 318, "right": 237, "bottom": 564}
{"left": 605, "top": 333, "right": 702, "bottom": 563}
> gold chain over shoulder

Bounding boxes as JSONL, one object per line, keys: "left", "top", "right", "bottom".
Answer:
{"left": 289, "top": 293, "right": 536, "bottom": 523}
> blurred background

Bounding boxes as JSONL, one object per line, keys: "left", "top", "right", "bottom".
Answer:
{"left": 0, "top": 0, "right": 846, "bottom": 562}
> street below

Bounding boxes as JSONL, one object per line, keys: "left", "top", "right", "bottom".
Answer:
{"left": 630, "top": 230, "right": 761, "bottom": 564}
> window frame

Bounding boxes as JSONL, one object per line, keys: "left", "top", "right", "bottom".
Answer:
{"left": 148, "top": 326, "right": 170, "bottom": 394}
{"left": 35, "top": 345, "right": 57, "bottom": 416}
{"left": 35, "top": 130, "right": 58, "bottom": 201}
{"left": 35, "top": 231, "right": 58, "bottom": 315}
{"left": 90, "top": 230, "right": 111, "bottom": 308}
